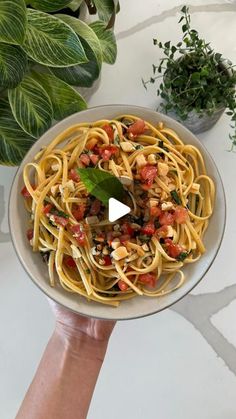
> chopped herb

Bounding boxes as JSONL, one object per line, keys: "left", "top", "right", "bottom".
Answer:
{"left": 170, "top": 169, "right": 177, "bottom": 175}
{"left": 139, "top": 234, "right": 150, "bottom": 243}
{"left": 44, "top": 197, "right": 51, "bottom": 204}
{"left": 158, "top": 140, "right": 169, "bottom": 152}
{"left": 134, "top": 144, "right": 144, "bottom": 150}
{"left": 171, "top": 190, "right": 181, "bottom": 205}
{"left": 177, "top": 251, "right": 188, "bottom": 261}
{"left": 114, "top": 135, "right": 120, "bottom": 145}
{"left": 51, "top": 208, "right": 69, "bottom": 218}
{"left": 154, "top": 219, "right": 161, "bottom": 229}
{"left": 85, "top": 268, "right": 91, "bottom": 274}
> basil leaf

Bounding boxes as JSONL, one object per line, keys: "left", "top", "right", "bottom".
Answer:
{"left": 77, "top": 168, "right": 124, "bottom": 206}
{"left": 170, "top": 190, "right": 181, "bottom": 205}
{"left": 176, "top": 251, "right": 188, "bottom": 261}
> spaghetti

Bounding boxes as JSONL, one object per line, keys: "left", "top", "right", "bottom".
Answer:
{"left": 21, "top": 115, "right": 215, "bottom": 307}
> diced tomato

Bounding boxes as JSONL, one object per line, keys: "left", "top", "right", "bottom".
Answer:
{"left": 118, "top": 279, "right": 129, "bottom": 291}
{"left": 26, "top": 228, "right": 34, "bottom": 241}
{"left": 64, "top": 256, "right": 76, "bottom": 269}
{"left": 159, "top": 212, "right": 174, "bottom": 226}
{"left": 21, "top": 185, "right": 35, "bottom": 198}
{"left": 99, "top": 145, "right": 118, "bottom": 161}
{"left": 90, "top": 199, "right": 101, "bottom": 216}
{"left": 174, "top": 206, "right": 188, "bottom": 224}
{"left": 53, "top": 215, "right": 69, "bottom": 227}
{"left": 102, "top": 124, "right": 114, "bottom": 141}
{"left": 156, "top": 225, "right": 168, "bottom": 238}
{"left": 103, "top": 255, "right": 112, "bottom": 266}
{"left": 127, "top": 119, "right": 146, "bottom": 137}
{"left": 43, "top": 203, "right": 53, "bottom": 215}
{"left": 150, "top": 206, "right": 162, "bottom": 217}
{"left": 69, "top": 169, "right": 80, "bottom": 182}
{"left": 165, "top": 238, "right": 184, "bottom": 258}
{"left": 71, "top": 224, "right": 86, "bottom": 246}
{"left": 120, "top": 234, "right": 131, "bottom": 244}
{"left": 139, "top": 272, "right": 156, "bottom": 288}
{"left": 89, "top": 154, "right": 99, "bottom": 165}
{"left": 121, "top": 222, "right": 134, "bottom": 236}
{"left": 106, "top": 231, "right": 114, "bottom": 246}
{"left": 80, "top": 153, "right": 90, "bottom": 166}
{"left": 141, "top": 221, "right": 155, "bottom": 236}
{"left": 72, "top": 204, "right": 85, "bottom": 221}
{"left": 85, "top": 137, "right": 98, "bottom": 150}
{"left": 140, "top": 165, "right": 157, "bottom": 189}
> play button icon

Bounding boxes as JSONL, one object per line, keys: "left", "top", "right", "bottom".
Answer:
{"left": 108, "top": 198, "right": 131, "bottom": 222}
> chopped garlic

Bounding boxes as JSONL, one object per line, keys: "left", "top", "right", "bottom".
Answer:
{"left": 120, "top": 142, "right": 135, "bottom": 152}
{"left": 166, "top": 226, "right": 174, "bottom": 237}
{"left": 111, "top": 246, "right": 129, "bottom": 261}
{"left": 136, "top": 154, "right": 147, "bottom": 168}
{"left": 147, "top": 154, "right": 157, "bottom": 165}
{"left": 85, "top": 216, "right": 99, "bottom": 224}
{"left": 51, "top": 163, "right": 59, "bottom": 171}
{"left": 141, "top": 243, "right": 149, "bottom": 251}
{"left": 158, "top": 162, "right": 169, "bottom": 176}
{"left": 119, "top": 176, "right": 133, "bottom": 186}
{"left": 161, "top": 201, "right": 173, "bottom": 211}
{"left": 190, "top": 182, "right": 200, "bottom": 194}
{"left": 64, "top": 179, "right": 75, "bottom": 192}
{"left": 71, "top": 245, "right": 82, "bottom": 259}
{"left": 51, "top": 185, "right": 59, "bottom": 196}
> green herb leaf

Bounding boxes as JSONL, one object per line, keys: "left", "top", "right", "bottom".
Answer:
{"left": 32, "top": 72, "right": 87, "bottom": 120}
{"left": 0, "top": 0, "right": 26, "bottom": 45}
{"left": 77, "top": 168, "right": 124, "bottom": 206}
{"left": 170, "top": 190, "right": 181, "bottom": 205}
{"left": 8, "top": 75, "right": 53, "bottom": 138}
{"left": 177, "top": 251, "right": 188, "bottom": 261}
{"left": 30, "top": 0, "right": 73, "bottom": 12}
{"left": 22, "top": 9, "right": 88, "bottom": 67}
{"left": 0, "top": 44, "right": 27, "bottom": 88}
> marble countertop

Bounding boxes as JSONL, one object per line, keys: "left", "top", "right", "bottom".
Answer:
{"left": 1, "top": 1, "right": 236, "bottom": 418}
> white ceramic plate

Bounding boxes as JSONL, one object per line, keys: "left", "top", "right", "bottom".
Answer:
{"left": 9, "top": 105, "right": 226, "bottom": 320}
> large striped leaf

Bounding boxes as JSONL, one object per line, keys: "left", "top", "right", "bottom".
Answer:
{"left": 30, "top": 0, "right": 73, "bottom": 12}
{"left": 22, "top": 9, "right": 87, "bottom": 67}
{"left": 69, "top": 0, "right": 83, "bottom": 12}
{"left": 0, "top": 99, "right": 35, "bottom": 166}
{"left": 0, "top": 44, "right": 27, "bottom": 88}
{"left": 50, "top": 40, "right": 100, "bottom": 87}
{"left": 90, "top": 21, "right": 117, "bottom": 64}
{"left": 56, "top": 14, "right": 102, "bottom": 68}
{"left": 8, "top": 75, "right": 53, "bottom": 138}
{"left": 93, "top": 0, "right": 115, "bottom": 22}
{"left": 0, "top": 0, "right": 27, "bottom": 45}
{"left": 32, "top": 72, "right": 87, "bottom": 120}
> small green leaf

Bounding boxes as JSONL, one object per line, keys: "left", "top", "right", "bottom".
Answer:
{"left": 93, "top": 0, "right": 115, "bottom": 22}
{"left": 8, "top": 75, "right": 53, "bottom": 138}
{"left": 22, "top": 9, "right": 88, "bottom": 67}
{"left": 177, "top": 251, "right": 189, "bottom": 261}
{"left": 30, "top": 0, "right": 73, "bottom": 12}
{"left": 32, "top": 72, "right": 87, "bottom": 120}
{"left": 170, "top": 190, "right": 181, "bottom": 205}
{"left": 90, "top": 21, "right": 117, "bottom": 64}
{"left": 56, "top": 14, "right": 102, "bottom": 68}
{"left": 0, "top": 0, "right": 27, "bottom": 45}
{"left": 77, "top": 168, "right": 124, "bottom": 206}
{"left": 68, "top": 0, "right": 83, "bottom": 11}
{"left": 0, "top": 99, "right": 35, "bottom": 166}
{"left": 0, "top": 43, "right": 27, "bottom": 88}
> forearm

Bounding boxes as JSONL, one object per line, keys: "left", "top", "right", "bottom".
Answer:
{"left": 16, "top": 327, "right": 109, "bottom": 419}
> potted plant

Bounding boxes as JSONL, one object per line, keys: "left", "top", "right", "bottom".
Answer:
{"left": 143, "top": 6, "right": 236, "bottom": 150}
{"left": 0, "top": 0, "right": 118, "bottom": 165}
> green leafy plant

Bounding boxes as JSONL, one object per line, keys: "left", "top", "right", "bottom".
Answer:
{"left": 143, "top": 6, "right": 236, "bottom": 150}
{"left": 0, "top": 0, "right": 118, "bottom": 165}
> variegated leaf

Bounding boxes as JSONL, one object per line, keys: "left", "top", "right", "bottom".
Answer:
{"left": 0, "top": 43, "right": 27, "bottom": 88}
{"left": 0, "top": 0, "right": 27, "bottom": 45}
{"left": 93, "top": 0, "right": 115, "bottom": 22}
{"left": 30, "top": 0, "right": 73, "bottom": 12}
{"left": 90, "top": 21, "right": 117, "bottom": 64}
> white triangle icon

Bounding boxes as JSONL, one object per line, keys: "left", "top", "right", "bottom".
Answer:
{"left": 108, "top": 198, "right": 131, "bottom": 222}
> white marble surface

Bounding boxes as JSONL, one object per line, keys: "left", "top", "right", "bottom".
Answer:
{"left": 1, "top": 1, "right": 236, "bottom": 418}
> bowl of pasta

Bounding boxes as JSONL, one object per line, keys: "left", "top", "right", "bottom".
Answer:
{"left": 9, "top": 105, "right": 226, "bottom": 320}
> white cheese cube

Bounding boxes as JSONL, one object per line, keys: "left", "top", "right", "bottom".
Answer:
{"left": 136, "top": 154, "right": 147, "bottom": 168}
{"left": 120, "top": 142, "right": 135, "bottom": 152}
{"left": 158, "top": 162, "right": 169, "bottom": 176}
{"left": 111, "top": 246, "right": 129, "bottom": 260}
{"left": 161, "top": 201, "right": 173, "bottom": 211}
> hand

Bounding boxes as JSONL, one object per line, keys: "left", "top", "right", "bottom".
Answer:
{"left": 48, "top": 299, "right": 116, "bottom": 344}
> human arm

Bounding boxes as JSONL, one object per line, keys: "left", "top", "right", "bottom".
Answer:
{"left": 16, "top": 301, "right": 115, "bottom": 419}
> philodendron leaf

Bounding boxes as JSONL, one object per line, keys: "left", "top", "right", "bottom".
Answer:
{"left": 56, "top": 14, "right": 102, "bottom": 68}
{"left": 90, "top": 21, "right": 117, "bottom": 64}
{"left": 68, "top": 0, "right": 83, "bottom": 12}
{"left": 32, "top": 72, "right": 87, "bottom": 120}
{"left": 22, "top": 9, "right": 88, "bottom": 67}
{"left": 93, "top": 0, "right": 115, "bottom": 22}
{"left": 30, "top": 0, "right": 73, "bottom": 12}
{"left": 0, "top": 0, "right": 27, "bottom": 45}
{"left": 8, "top": 75, "right": 53, "bottom": 138}
{"left": 0, "top": 99, "right": 35, "bottom": 166}
{"left": 0, "top": 44, "right": 27, "bottom": 88}
{"left": 50, "top": 40, "right": 100, "bottom": 87}
{"left": 77, "top": 168, "right": 124, "bottom": 206}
